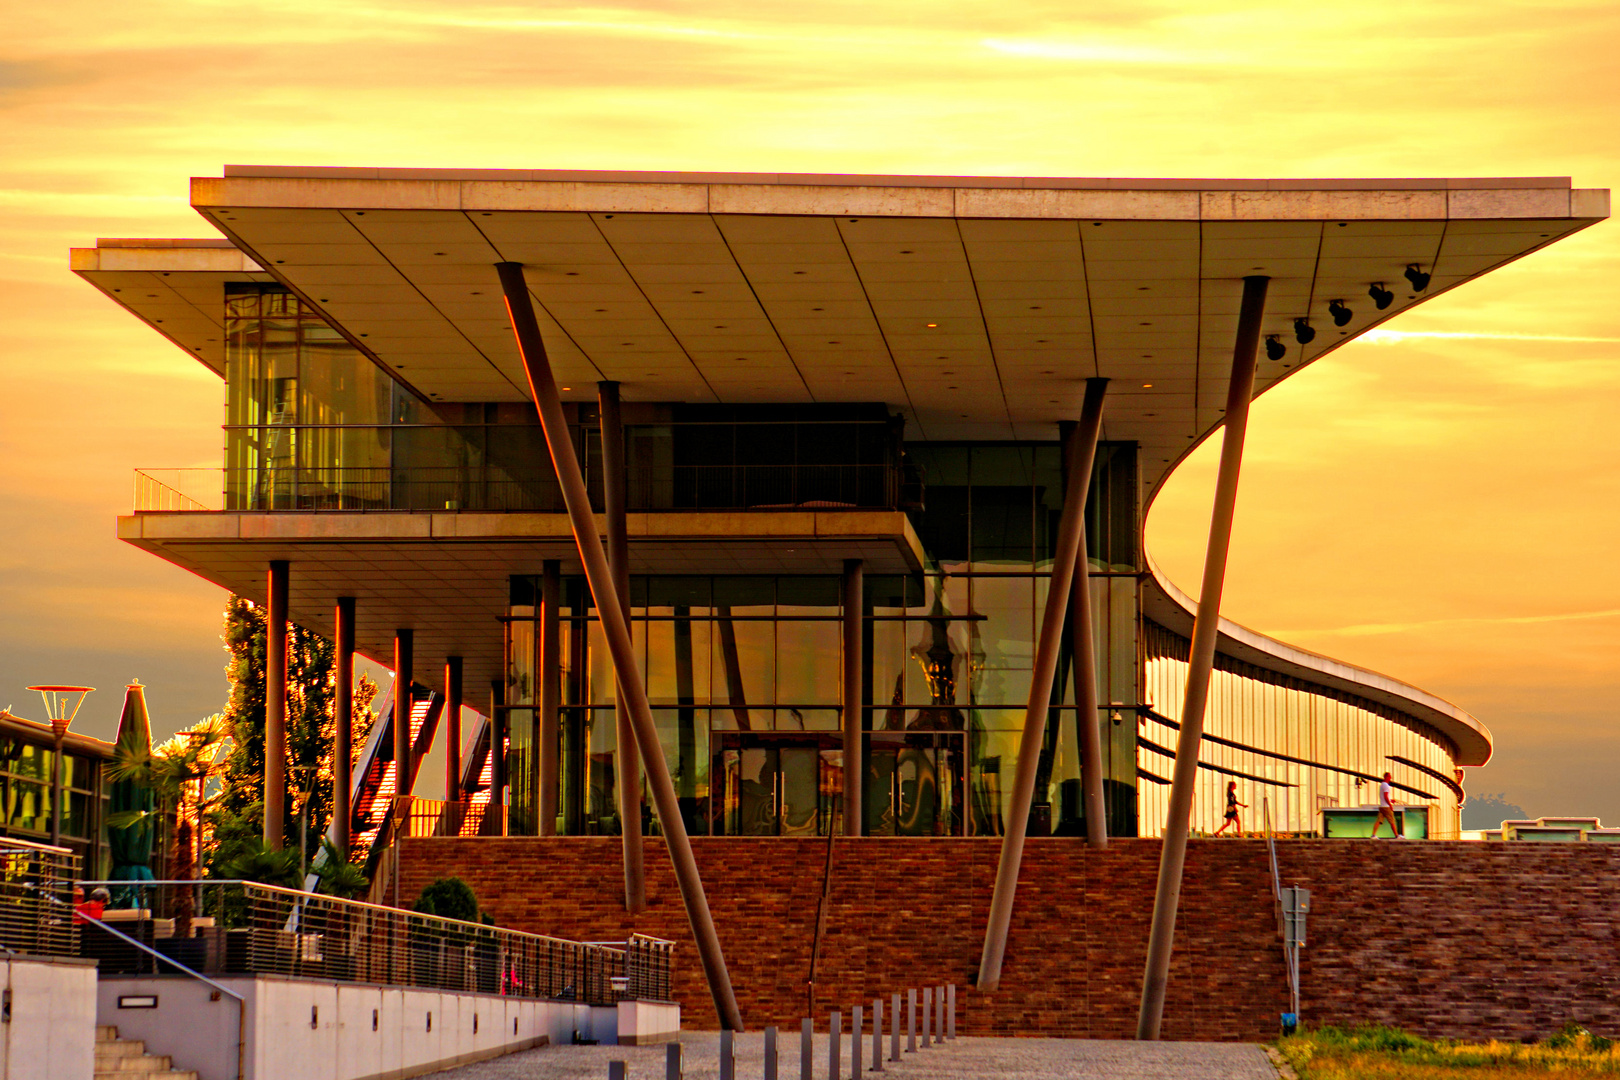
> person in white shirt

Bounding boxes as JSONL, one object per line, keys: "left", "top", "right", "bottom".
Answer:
{"left": 1371, "top": 771, "right": 1404, "bottom": 839}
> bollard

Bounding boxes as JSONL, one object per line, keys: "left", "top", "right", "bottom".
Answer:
{"left": 801, "top": 1018, "right": 814, "bottom": 1080}
{"left": 906, "top": 990, "right": 916, "bottom": 1053}
{"left": 720, "top": 1029, "right": 735, "bottom": 1080}
{"left": 829, "top": 1011, "right": 841, "bottom": 1080}
{"left": 765, "top": 1026, "right": 778, "bottom": 1080}
{"left": 852, "top": 1006, "right": 863, "bottom": 1078}
{"left": 872, "top": 997, "right": 883, "bottom": 1072}
{"left": 936, "top": 985, "right": 945, "bottom": 1044}
{"left": 609, "top": 1063, "right": 627, "bottom": 1080}
{"left": 667, "top": 1041, "right": 684, "bottom": 1080}
{"left": 921, "top": 988, "right": 931, "bottom": 1049}
{"left": 948, "top": 984, "right": 956, "bottom": 1040}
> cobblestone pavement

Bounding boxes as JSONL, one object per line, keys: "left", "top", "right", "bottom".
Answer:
{"left": 428, "top": 1033, "right": 1278, "bottom": 1079}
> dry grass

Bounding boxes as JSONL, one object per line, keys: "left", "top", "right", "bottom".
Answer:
{"left": 1280, "top": 1025, "right": 1620, "bottom": 1080}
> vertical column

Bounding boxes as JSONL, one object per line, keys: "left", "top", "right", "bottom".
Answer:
{"left": 393, "top": 630, "right": 414, "bottom": 798}
{"left": 334, "top": 596, "right": 356, "bottom": 856}
{"left": 539, "top": 560, "right": 561, "bottom": 836}
{"left": 841, "top": 558, "right": 864, "bottom": 836}
{"left": 490, "top": 680, "right": 507, "bottom": 835}
{"left": 500, "top": 262, "right": 743, "bottom": 1031}
{"left": 601, "top": 380, "right": 646, "bottom": 912}
{"left": 977, "top": 378, "right": 1108, "bottom": 990}
{"left": 1137, "top": 275, "right": 1269, "bottom": 1040}
{"left": 1061, "top": 420, "right": 1109, "bottom": 850}
{"left": 444, "top": 656, "right": 463, "bottom": 805}
{"left": 265, "top": 560, "right": 289, "bottom": 850}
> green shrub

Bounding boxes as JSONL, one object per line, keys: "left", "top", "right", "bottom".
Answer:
{"left": 414, "top": 877, "right": 480, "bottom": 923}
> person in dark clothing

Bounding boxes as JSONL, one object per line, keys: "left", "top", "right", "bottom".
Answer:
{"left": 1213, "top": 780, "right": 1247, "bottom": 836}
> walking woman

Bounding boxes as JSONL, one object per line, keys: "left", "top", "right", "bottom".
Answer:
{"left": 1214, "top": 780, "right": 1247, "bottom": 836}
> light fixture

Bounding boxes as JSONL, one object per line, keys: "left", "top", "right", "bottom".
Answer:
{"left": 925, "top": 323, "right": 938, "bottom": 328}
{"left": 1293, "top": 319, "right": 1316, "bottom": 345}
{"left": 1404, "top": 264, "right": 1431, "bottom": 292}
{"left": 1368, "top": 283, "right": 1395, "bottom": 310}
{"left": 1265, "top": 336, "right": 1286, "bottom": 361}
{"left": 1142, "top": 382, "right": 1153, "bottom": 389}
{"left": 1328, "top": 300, "right": 1353, "bottom": 327}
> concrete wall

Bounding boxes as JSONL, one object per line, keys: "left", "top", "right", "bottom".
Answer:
{"left": 96, "top": 975, "right": 644, "bottom": 1080}
{"left": 401, "top": 835, "right": 1620, "bottom": 1042}
{"left": 0, "top": 955, "right": 97, "bottom": 1080}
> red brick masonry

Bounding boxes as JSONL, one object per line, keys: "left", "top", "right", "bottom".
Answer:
{"left": 398, "top": 837, "right": 1620, "bottom": 1042}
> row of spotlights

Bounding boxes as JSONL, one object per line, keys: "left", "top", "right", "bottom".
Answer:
{"left": 1268, "top": 265, "right": 1431, "bottom": 353}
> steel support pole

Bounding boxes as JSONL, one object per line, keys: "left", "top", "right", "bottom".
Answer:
{"left": 601, "top": 380, "right": 646, "bottom": 912}
{"left": 334, "top": 597, "right": 356, "bottom": 856}
{"left": 841, "top": 559, "right": 864, "bottom": 836}
{"left": 498, "top": 261, "right": 744, "bottom": 1031}
{"left": 490, "top": 680, "right": 506, "bottom": 835}
{"left": 977, "top": 378, "right": 1108, "bottom": 990}
{"left": 393, "top": 630, "right": 414, "bottom": 798}
{"left": 539, "top": 560, "right": 561, "bottom": 836}
{"left": 1061, "top": 421, "right": 1109, "bottom": 850}
{"left": 444, "top": 656, "right": 462, "bottom": 805}
{"left": 1136, "top": 275, "right": 1269, "bottom": 1040}
{"left": 265, "top": 560, "right": 289, "bottom": 850}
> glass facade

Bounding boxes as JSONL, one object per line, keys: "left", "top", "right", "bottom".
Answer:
{"left": 0, "top": 738, "right": 107, "bottom": 868}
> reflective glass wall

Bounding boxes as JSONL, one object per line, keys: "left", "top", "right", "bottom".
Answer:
{"left": 1140, "top": 621, "right": 1463, "bottom": 837}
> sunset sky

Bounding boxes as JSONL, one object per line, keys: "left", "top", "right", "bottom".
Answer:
{"left": 4, "top": 0, "right": 1618, "bottom": 820}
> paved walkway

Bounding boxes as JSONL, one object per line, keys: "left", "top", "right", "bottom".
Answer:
{"left": 430, "top": 1033, "right": 1279, "bottom": 1079}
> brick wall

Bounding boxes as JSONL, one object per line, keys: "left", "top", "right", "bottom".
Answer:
{"left": 397, "top": 837, "right": 1620, "bottom": 1042}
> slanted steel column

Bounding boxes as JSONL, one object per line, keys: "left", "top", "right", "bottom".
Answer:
{"left": 977, "top": 377, "right": 1108, "bottom": 991}
{"left": 1061, "top": 422, "right": 1110, "bottom": 850}
{"left": 539, "top": 559, "right": 561, "bottom": 836}
{"left": 393, "top": 630, "right": 414, "bottom": 797}
{"left": 600, "top": 380, "right": 646, "bottom": 912}
{"left": 499, "top": 261, "right": 744, "bottom": 1031}
{"left": 334, "top": 596, "right": 356, "bottom": 856}
{"left": 444, "top": 656, "right": 463, "bottom": 805}
{"left": 265, "top": 561, "right": 289, "bottom": 850}
{"left": 1137, "top": 275, "right": 1270, "bottom": 1040}
{"left": 842, "top": 559, "right": 864, "bottom": 835}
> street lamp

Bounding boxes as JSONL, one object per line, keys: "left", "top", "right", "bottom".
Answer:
{"left": 27, "top": 685, "right": 94, "bottom": 847}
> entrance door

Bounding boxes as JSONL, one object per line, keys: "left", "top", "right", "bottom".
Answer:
{"left": 715, "top": 735, "right": 838, "bottom": 836}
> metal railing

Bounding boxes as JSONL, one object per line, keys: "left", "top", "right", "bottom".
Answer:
{"left": 76, "top": 880, "right": 674, "bottom": 1004}
{"left": 0, "top": 837, "right": 79, "bottom": 957}
{"left": 401, "top": 798, "right": 502, "bottom": 838}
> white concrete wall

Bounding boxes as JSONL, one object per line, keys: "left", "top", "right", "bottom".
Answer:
{"left": 1, "top": 956, "right": 97, "bottom": 1080}
{"left": 97, "top": 975, "right": 657, "bottom": 1080}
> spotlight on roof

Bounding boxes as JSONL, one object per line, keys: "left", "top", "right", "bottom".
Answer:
{"left": 1293, "top": 319, "right": 1316, "bottom": 345}
{"left": 1328, "top": 300, "right": 1353, "bottom": 327}
{"left": 1265, "top": 335, "right": 1287, "bottom": 361}
{"left": 1368, "top": 283, "right": 1395, "bottom": 310}
{"left": 1404, "top": 264, "right": 1431, "bottom": 292}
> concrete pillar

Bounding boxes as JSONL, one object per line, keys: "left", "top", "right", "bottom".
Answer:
{"left": 539, "top": 560, "right": 561, "bottom": 836}
{"left": 601, "top": 380, "right": 646, "bottom": 911}
{"left": 265, "top": 560, "right": 289, "bottom": 850}
{"left": 393, "top": 630, "right": 414, "bottom": 799}
{"left": 444, "top": 656, "right": 463, "bottom": 804}
{"left": 841, "top": 559, "right": 864, "bottom": 836}
{"left": 334, "top": 596, "right": 355, "bottom": 856}
{"left": 490, "top": 680, "right": 506, "bottom": 835}
{"left": 1061, "top": 421, "right": 1109, "bottom": 850}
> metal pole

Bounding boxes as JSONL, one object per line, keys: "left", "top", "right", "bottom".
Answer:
{"left": 906, "top": 990, "right": 915, "bottom": 1053}
{"left": 393, "top": 631, "right": 414, "bottom": 797}
{"left": 720, "top": 1028, "right": 735, "bottom": 1080}
{"left": 601, "top": 381, "right": 646, "bottom": 911}
{"left": 872, "top": 998, "right": 882, "bottom": 1071}
{"left": 977, "top": 378, "right": 1108, "bottom": 989}
{"left": 668, "top": 1041, "right": 684, "bottom": 1080}
{"left": 852, "top": 1006, "right": 862, "bottom": 1078}
{"left": 920, "top": 989, "right": 930, "bottom": 1049}
{"left": 1062, "top": 420, "right": 1109, "bottom": 850}
{"left": 765, "top": 1026, "right": 778, "bottom": 1080}
{"left": 842, "top": 559, "right": 864, "bottom": 836}
{"left": 947, "top": 984, "right": 956, "bottom": 1039}
{"left": 608, "top": 1062, "right": 626, "bottom": 1080}
{"left": 490, "top": 680, "right": 507, "bottom": 835}
{"left": 1137, "top": 275, "right": 1269, "bottom": 1040}
{"left": 444, "top": 657, "right": 462, "bottom": 811}
{"left": 499, "top": 261, "right": 744, "bottom": 1031}
{"left": 334, "top": 597, "right": 356, "bottom": 856}
{"left": 890, "top": 994, "right": 900, "bottom": 1061}
{"left": 801, "top": 1018, "right": 814, "bottom": 1080}
{"left": 539, "top": 559, "right": 561, "bottom": 836}
{"left": 265, "top": 560, "right": 289, "bottom": 850}
{"left": 50, "top": 730, "right": 65, "bottom": 847}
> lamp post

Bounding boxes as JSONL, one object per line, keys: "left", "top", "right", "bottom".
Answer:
{"left": 290, "top": 764, "right": 319, "bottom": 886}
{"left": 27, "top": 685, "right": 94, "bottom": 847}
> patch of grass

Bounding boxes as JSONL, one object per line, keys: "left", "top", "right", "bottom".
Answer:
{"left": 1280, "top": 1024, "right": 1620, "bottom": 1079}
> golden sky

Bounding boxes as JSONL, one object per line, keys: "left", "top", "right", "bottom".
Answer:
{"left": 3, "top": 0, "right": 1617, "bottom": 819}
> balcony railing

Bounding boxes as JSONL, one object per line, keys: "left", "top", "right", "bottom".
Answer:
{"left": 0, "top": 837, "right": 80, "bottom": 957}
{"left": 134, "top": 463, "right": 906, "bottom": 513}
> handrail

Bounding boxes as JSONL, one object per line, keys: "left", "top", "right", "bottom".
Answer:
{"left": 32, "top": 886, "right": 245, "bottom": 1080}
{"left": 1263, "top": 798, "right": 1301, "bottom": 1022}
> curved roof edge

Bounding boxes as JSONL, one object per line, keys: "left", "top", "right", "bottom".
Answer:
{"left": 1141, "top": 551, "right": 1492, "bottom": 767}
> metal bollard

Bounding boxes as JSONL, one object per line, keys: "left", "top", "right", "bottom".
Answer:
{"left": 948, "top": 983, "right": 956, "bottom": 1039}
{"left": 829, "top": 1011, "right": 841, "bottom": 1080}
{"left": 802, "top": 1018, "right": 814, "bottom": 1080}
{"left": 890, "top": 994, "right": 901, "bottom": 1062}
{"left": 852, "top": 1006, "right": 863, "bottom": 1078}
{"left": 609, "top": 1062, "right": 627, "bottom": 1080}
{"left": 872, "top": 997, "right": 883, "bottom": 1072}
{"left": 936, "top": 985, "right": 945, "bottom": 1044}
{"left": 720, "top": 1029, "right": 735, "bottom": 1080}
{"left": 921, "top": 988, "right": 931, "bottom": 1049}
{"left": 906, "top": 989, "right": 916, "bottom": 1053}
{"left": 765, "top": 1026, "right": 778, "bottom": 1080}
{"left": 667, "top": 1041, "right": 684, "bottom": 1080}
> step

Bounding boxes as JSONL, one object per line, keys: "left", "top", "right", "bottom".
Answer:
{"left": 95, "top": 1051, "right": 172, "bottom": 1072}
{"left": 95, "top": 1041, "right": 148, "bottom": 1059}
{"left": 97, "top": 1025, "right": 121, "bottom": 1042}
{"left": 94, "top": 1072, "right": 196, "bottom": 1080}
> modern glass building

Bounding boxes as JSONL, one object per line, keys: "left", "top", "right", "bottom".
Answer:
{"left": 75, "top": 170, "right": 1606, "bottom": 857}
{"left": 0, "top": 709, "right": 112, "bottom": 874}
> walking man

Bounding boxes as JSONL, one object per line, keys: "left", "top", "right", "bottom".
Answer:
{"left": 1371, "top": 771, "right": 1403, "bottom": 839}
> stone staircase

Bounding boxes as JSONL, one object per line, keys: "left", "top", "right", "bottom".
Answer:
{"left": 95, "top": 1026, "right": 198, "bottom": 1080}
